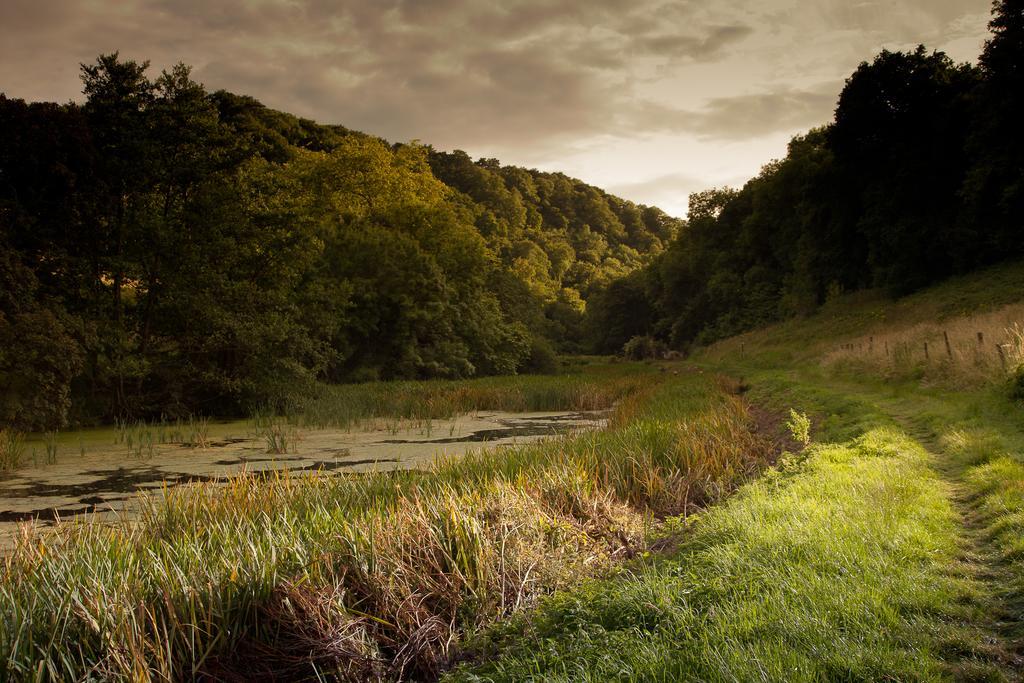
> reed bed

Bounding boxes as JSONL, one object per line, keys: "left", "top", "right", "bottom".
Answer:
{"left": 822, "top": 302, "right": 1024, "bottom": 388}
{"left": 286, "top": 367, "right": 652, "bottom": 431}
{"left": 0, "top": 370, "right": 776, "bottom": 682}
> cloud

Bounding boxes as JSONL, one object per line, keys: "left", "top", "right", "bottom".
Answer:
{"left": 636, "top": 24, "right": 754, "bottom": 60}
{"left": 0, "top": 0, "right": 993, "bottom": 212}
{"left": 608, "top": 172, "right": 712, "bottom": 214}
{"left": 0, "top": 0, "right": 757, "bottom": 152}
{"left": 631, "top": 81, "right": 841, "bottom": 141}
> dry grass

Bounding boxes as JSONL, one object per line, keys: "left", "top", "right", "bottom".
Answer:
{"left": 1, "top": 370, "right": 779, "bottom": 681}
{"left": 822, "top": 302, "right": 1024, "bottom": 388}
{"left": 0, "top": 429, "right": 25, "bottom": 471}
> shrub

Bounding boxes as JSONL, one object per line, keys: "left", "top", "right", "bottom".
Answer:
{"left": 622, "top": 335, "right": 667, "bottom": 361}
{"left": 0, "top": 309, "right": 83, "bottom": 431}
{"left": 521, "top": 337, "right": 560, "bottom": 375}
{"left": 786, "top": 409, "right": 812, "bottom": 446}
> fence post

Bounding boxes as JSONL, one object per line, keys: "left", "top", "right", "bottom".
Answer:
{"left": 977, "top": 331, "right": 984, "bottom": 346}
{"left": 924, "top": 342, "right": 929, "bottom": 360}
{"left": 885, "top": 340, "right": 889, "bottom": 357}
{"left": 869, "top": 336, "right": 874, "bottom": 353}
{"left": 997, "top": 344, "right": 1007, "bottom": 371}
{"left": 943, "top": 331, "right": 952, "bottom": 359}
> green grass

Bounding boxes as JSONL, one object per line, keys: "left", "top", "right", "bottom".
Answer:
{"left": 702, "top": 259, "right": 1024, "bottom": 373}
{"left": 0, "top": 365, "right": 779, "bottom": 681}
{"left": 448, "top": 263, "right": 1024, "bottom": 681}
{"left": 6, "top": 262, "right": 1024, "bottom": 681}
{"left": 447, "top": 427, "right": 1001, "bottom": 681}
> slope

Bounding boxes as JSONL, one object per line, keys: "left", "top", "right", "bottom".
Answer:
{"left": 448, "top": 259, "right": 1024, "bottom": 681}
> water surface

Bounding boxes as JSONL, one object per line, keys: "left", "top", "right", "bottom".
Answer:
{"left": 0, "top": 410, "right": 607, "bottom": 550}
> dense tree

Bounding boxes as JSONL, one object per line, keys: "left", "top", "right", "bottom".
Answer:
{"left": 963, "top": 0, "right": 1024, "bottom": 257}
{"left": 0, "top": 54, "right": 671, "bottom": 427}
{"left": 427, "top": 149, "right": 680, "bottom": 349}
{"left": 586, "top": 1, "right": 1023, "bottom": 352}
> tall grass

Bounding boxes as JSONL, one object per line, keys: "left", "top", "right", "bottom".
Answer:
{"left": 0, "top": 429, "right": 25, "bottom": 471}
{"left": 822, "top": 302, "right": 1024, "bottom": 387}
{"left": 447, "top": 429, "right": 1001, "bottom": 681}
{"left": 0, "top": 370, "right": 777, "bottom": 681}
{"left": 114, "top": 414, "right": 212, "bottom": 453}
{"left": 285, "top": 366, "right": 653, "bottom": 431}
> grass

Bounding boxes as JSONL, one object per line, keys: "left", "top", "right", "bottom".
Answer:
{"left": 286, "top": 363, "right": 655, "bottom": 431}
{"left": 447, "top": 261, "right": 1024, "bottom": 681}
{"left": 0, "top": 429, "right": 25, "bottom": 471}
{"left": 0, "top": 364, "right": 778, "bottom": 681}
{"left": 822, "top": 304, "right": 1024, "bottom": 388}
{"left": 6, "top": 262, "right": 1024, "bottom": 681}
{"left": 251, "top": 413, "right": 302, "bottom": 454}
{"left": 114, "top": 415, "right": 211, "bottom": 454}
{"left": 446, "top": 428, "right": 998, "bottom": 681}
{"left": 701, "top": 259, "right": 1024, "bottom": 375}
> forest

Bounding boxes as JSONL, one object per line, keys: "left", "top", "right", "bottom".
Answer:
{"left": 588, "top": 1, "right": 1024, "bottom": 353}
{"left": 0, "top": 65, "right": 678, "bottom": 429}
{"left": 2, "top": 0, "right": 1022, "bottom": 432}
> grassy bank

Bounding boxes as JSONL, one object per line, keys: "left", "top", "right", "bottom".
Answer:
{"left": 447, "top": 264, "right": 1024, "bottom": 681}
{"left": 447, "top": 426, "right": 999, "bottom": 681}
{"left": 0, "top": 366, "right": 777, "bottom": 681}
{"left": 702, "top": 259, "right": 1024, "bottom": 381}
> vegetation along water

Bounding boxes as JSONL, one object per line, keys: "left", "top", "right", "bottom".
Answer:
{"left": 1, "top": 0, "right": 1023, "bottom": 680}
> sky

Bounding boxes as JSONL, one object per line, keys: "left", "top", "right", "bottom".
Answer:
{"left": 0, "top": 0, "right": 994, "bottom": 217}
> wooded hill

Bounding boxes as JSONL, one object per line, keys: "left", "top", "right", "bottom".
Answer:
{"left": 0, "top": 66, "right": 678, "bottom": 429}
{"left": 587, "top": 0, "right": 1024, "bottom": 354}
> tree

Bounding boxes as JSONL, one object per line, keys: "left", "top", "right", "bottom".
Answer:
{"left": 962, "top": 0, "right": 1024, "bottom": 259}
{"left": 831, "top": 47, "right": 979, "bottom": 292}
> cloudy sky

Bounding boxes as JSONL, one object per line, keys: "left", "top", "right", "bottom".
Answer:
{"left": 0, "top": 0, "right": 993, "bottom": 216}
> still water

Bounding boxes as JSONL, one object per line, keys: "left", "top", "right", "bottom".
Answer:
{"left": 0, "top": 410, "right": 607, "bottom": 550}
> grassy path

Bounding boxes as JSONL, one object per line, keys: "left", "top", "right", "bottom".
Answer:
{"left": 749, "top": 370, "right": 1024, "bottom": 678}
{"left": 885, "top": 400, "right": 1024, "bottom": 677}
{"left": 447, "top": 370, "right": 1024, "bottom": 681}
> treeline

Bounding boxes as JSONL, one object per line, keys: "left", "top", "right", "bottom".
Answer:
{"left": 587, "top": 0, "right": 1024, "bottom": 353}
{"left": 0, "top": 57, "right": 677, "bottom": 429}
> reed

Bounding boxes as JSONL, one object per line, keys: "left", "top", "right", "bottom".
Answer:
{"left": 0, "top": 430, "right": 25, "bottom": 471}
{"left": 42, "top": 431, "right": 58, "bottom": 465}
{"left": 286, "top": 367, "right": 652, "bottom": 432}
{"left": 0, "top": 369, "right": 777, "bottom": 681}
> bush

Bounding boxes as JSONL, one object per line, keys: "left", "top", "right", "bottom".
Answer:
{"left": 521, "top": 337, "right": 560, "bottom": 375}
{"left": 0, "top": 309, "right": 83, "bottom": 431}
{"left": 622, "top": 335, "right": 667, "bottom": 361}
{"left": 1011, "top": 367, "right": 1024, "bottom": 402}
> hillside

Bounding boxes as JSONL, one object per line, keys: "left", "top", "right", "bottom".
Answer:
{"left": 0, "top": 62, "right": 678, "bottom": 430}
{"left": 587, "top": 3, "right": 1024, "bottom": 354}
{"left": 445, "top": 259, "right": 1024, "bottom": 681}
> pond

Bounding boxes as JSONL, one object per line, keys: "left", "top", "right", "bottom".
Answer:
{"left": 0, "top": 409, "right": 608, "bottom": 550}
